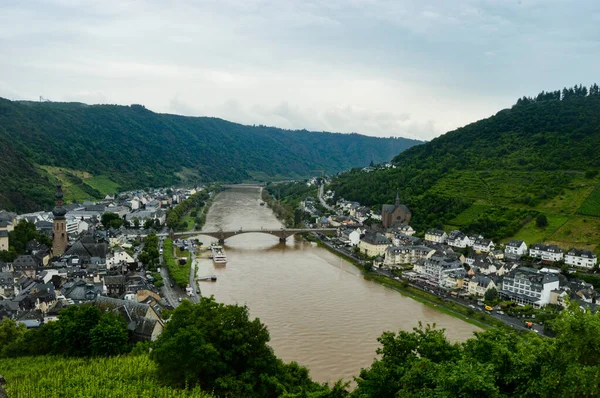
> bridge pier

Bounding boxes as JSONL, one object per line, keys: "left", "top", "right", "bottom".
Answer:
{"left": 218, "top": 239, "right": 225, "bottom": 244}
{"left": 279, "top": 237, "right": 287, "bottom": 243}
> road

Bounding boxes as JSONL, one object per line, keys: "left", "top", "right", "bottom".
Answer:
{"left": 317, "top": 184, "right": 334, "bottom": 211}
{"left": 188, "top": 252, "right": 200, "bottom": 303}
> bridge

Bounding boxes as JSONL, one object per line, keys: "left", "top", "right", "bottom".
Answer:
{"left": 159, "top": 228, "right": 338, "bottom": 243}
{"left": 221, "top": 183, "right": 266, "bottom": 190}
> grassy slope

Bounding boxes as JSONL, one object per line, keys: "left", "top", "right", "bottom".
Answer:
{"left": 330, "top": 91, "right": 600, "bottom": 252}
{"left": 0, "top": 355, "right": 211, "bottom": 398}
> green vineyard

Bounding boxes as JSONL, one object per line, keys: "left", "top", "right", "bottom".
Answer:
{"left": 0, "top": 355, "right": 212, "bottom": 398}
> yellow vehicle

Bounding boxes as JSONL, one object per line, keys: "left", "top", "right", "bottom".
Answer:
{"left": 485, "top": 305, "right": 493, "bottom": 311}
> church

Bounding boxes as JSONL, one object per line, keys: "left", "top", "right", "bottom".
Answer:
{"left": 381, "top": 193, "right": 411, "bottom": 229}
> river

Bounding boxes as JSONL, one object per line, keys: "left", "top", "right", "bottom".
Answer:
{"left": 194, "top": 189, "right": 479, "bottom": 383}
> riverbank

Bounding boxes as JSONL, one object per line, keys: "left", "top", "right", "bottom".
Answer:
{"left": 308, "top": 233, "right": 511, "bottom": 330}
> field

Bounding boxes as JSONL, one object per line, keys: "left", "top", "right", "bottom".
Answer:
{"left": 501, "top": 213, "right": 569, "bottom": 244}
{"left": 39, "top": 165, "right": 120, "bottom": 203}
{"left": 163, "top": 238, "right": 191, "bottom": 287}
{"left": 448, "top": 203, "right": 492, "bottom": 227}
{"left": 578, "top": 184, "right": 600, "bottom": 217}
{"left": 85, "top": 175, "right": 121, "bottom": 196}
{"left": 545, "top": 216, "right": 600, "bottom": 252}
{"left": 0, "top": 355, "right": 211, "bottom": 398}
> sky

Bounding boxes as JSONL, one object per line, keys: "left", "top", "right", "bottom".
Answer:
{"left": 1, "top": 0, "right": 599, "bottom": 140}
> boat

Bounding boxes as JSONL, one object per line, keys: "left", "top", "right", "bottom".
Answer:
{"left": 259, "top": 202, "right": 265, "bottom": 206}
{"left": 210, "top": 244, "right": 227, "bottom": 264}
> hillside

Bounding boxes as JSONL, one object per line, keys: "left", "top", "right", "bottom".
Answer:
{"left": 0, "top": 98, "right": 421, "bottom": 212}
{"left": 329, "top": 85, "right": 600, "bottom": 253}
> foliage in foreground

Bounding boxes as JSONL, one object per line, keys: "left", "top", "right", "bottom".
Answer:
{"left": 353, "top": 302, "right": 600, "bottom": 397}
{"left": 0, "top": 354, "right": 212, "bottom": 398}
{"left": 151, "top": 297, "right": 344, "bottom": 398}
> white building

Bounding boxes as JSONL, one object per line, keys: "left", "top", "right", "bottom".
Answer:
{"left": 397, "top": 225, "right": 415, "bottom": 236}
{"left": 384, "top": 245, "right": 435, "bottom": 267}
{"left": 529, "top": 243, "right": 564, "bottom": 263}
{"left": 473, "top": 238, "right": 494, "bottom": 253}
{"left": 418, "top": 255, "right": 464, "bottom": 286}
{"left": 424, "top": 229, "right": 448, "bottom": 244}
{"left": 107, "top": 248, "right": 136, "bottom": 269}
{"left": 500, "top": 267, "right": 560, "bottom": 307}
{"left": 505, "top": 240, "right": 528, "bottom": 260}
{"left": 565, "top": 249, "right": 597, "bottom": 269}
{"left": 446, "top": 230, "right": 470, "bottom": 248}
{"left": 466, "top": 275, "right": 497, "bottom": 297}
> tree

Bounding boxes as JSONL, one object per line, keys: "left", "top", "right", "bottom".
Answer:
{"left": 536, "top": 214, "right": 548, "bottom": 228}
{"left": 90, "top": 313, "right": 129, "bottom": 356}
{"left": 143, "top": 218, "right": 154, "bottom": 230}
{"left": 484, "top": 287, "right": 498, "bottom": 303}
{"left": 133, "top": 217, "right": 140, "bottom": 229}
{"left": 52, "top": 305, "right": 102, "bottom": 356}
{"left": 151, "top": 297, "right": 325, "bottom": 397}
{"left": 8, "top": 220, "right": 51, "bottom": 254}
{"left": 101, "top": 212, "right": 123, "bottom": 229}
{"left": 0, "top": 318, "right": 27, "bottom": 357}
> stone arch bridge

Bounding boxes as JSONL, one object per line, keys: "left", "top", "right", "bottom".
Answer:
{"left": 163, "top": 228, "right": 338, "bottom": 243}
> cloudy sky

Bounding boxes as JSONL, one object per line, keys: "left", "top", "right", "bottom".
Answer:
{"left": 1, "top": 0, "right": 599, "bottom": 140}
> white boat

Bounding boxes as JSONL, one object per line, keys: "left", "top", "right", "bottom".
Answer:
{"left": 211, "top": 244, "right": 227, "bottom": 264}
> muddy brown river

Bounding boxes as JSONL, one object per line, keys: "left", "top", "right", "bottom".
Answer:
{"left": 194, "top": 189, "right": 478, "bottom": 383}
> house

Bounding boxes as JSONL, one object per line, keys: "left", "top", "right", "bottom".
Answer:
{"left": 381, "top": 193, "right": 412, "bottom": 229}
{"left": 473, "top": 238, "right": 494, "bottom": 253}
{"left": 338, "top": 227, "right": 363, "bottom": 247}
{"left": 529, "top": 243, "right": 564, "bottom": 263}
{"left": 446, "top": 230, "right": 470, "bottom": 249}
{"left": 64, "top": 234, "right": 108, "bottom": 264}
{"left": 500, "top": 267, "right": 560, "bottom": 307}
{"left": 0, "top": 272, "right": 15, "bottom": 297}
{"left": 12, "top": 255, "right": 39, "bottom": 277}
{"left": 104, "top": 275, "right": 126, "bottom": 298}
{"left": 62, "top": 279, "right": 102, "bottom": 304}
{"left": 424, "top": 229, "right": 448, "bottom": 244}
{"left": 469, "top": 255, "right": 507, "bottom": 276}
{"left": 444, "top": 269, "right": 467, "bottom": 289}
{"left": 358, "top": 232, "right": 391, "bottom": 257}
{"left": 565, "top": 249, "right": 597, "bottom": 269}
{"left": 384, "top": 245, "right": 435, "bottom": 267}
{"left": 418, "top": 254, "right": 464, "bottom": 287}
{"left": 397, "top": 225, "right": 415, "bottom": 236}
{"left": 505, "top": 240, "right": 528, "bottom": 260}
{"left": 0, "top": 230, "right": 8, "bottom": 251}
{"left": 94, "top": 296, "right": 164, "bottom": 341}
{"left": 107, "top": 248, "right": 136, "bottom": 269}
{"left": 467, "top": 275, "right": 497, "bottom": 297}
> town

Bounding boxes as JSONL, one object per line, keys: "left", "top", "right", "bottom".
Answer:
{"left": 0, "top": 177, "right": 598, "bottom": 340}
{"left": 302, "top": 180, "right": 599, "bottom": 331}
{"left": 0, "top": 183, "right": 208, "bottom": 341}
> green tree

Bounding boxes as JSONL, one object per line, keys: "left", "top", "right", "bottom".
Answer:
{"left": 143, "top": 218, "right": 154, "bottom": 230}
{"left": 133, "top": 217, "right": 140, "bottom": 229}
{"left": 90, "top": 313, "right": 129, "bottom": 356}
{"left": 52, "top": 305, "right": 102, "bottom": 356}
{"left": 101, "top": 212, "right": 122, "bottom": 229}
{"left": 536, "top": 214, "right": 548, "bottom": 228}
{"left": 0, "top": 318, "right": 27, "bottom": 357}
{"left": 8, "top": 220, "right": 51, "bottom": 254}
{"left": 484, "top": 287, "right": 498, "bottom": 303}
{"left": 151, "top": 297, "right": 324, "bottom": 397}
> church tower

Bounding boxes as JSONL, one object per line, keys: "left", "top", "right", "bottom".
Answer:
{"left": 395, "top": 192, "right": 400, "bottom": 207}
{"left": 52, "top": 183, "right": 68, "bottom": 257}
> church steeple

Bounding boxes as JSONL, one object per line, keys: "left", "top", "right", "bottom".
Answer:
{"left": 395, "top": 192, "right": 400, "bottom": 207}
{"left": 52, "top": 183, "right": 68, "bottom": 256}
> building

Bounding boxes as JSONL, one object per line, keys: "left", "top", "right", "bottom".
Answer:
{"left": 472, "top": 238, "right": 494, "bottom": 253}
{"left": 467, "top": 275, "right": 497, "bottom": 297}
{"left": 565, "top": 249, "right": 597, "bottom": 269}
{"left": 52, "top": 184, "right": 68, "bottom": 257}
{"left": 424, "top": 229, "right": 448, "bottom": 244}
{"left": 446, "top": 230, "right": 470, "bottom": 249}
{"left": 0, "top": 230, "right": 8, "bottom": 251}
{"left": 384, "top": 245, "right": 435, "bottom": 267}
{"left": 94, "top": 296, "right": 164, "bottom": 341}
{"left": 381, "top": 193, "right": 411, "bottom": 229}
{"left": 104, "top": 275, "right": 126, "bottom": 298}
{"left": 358, "top": 232, "right": 391, "bottom": 257}
{"left": 529, "top": 243, "right": 564, "bottom": 263}
{"left": 500, "top": 267, "right": 560, "bottom": 307}
{"left": 418, "top": 254, "right": 464, "bottom": 286}
{"left": 505, "top": 240, "right": 528, "bottom": 260}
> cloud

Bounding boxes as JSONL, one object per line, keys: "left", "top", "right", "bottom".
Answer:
{"left": 1, "top": 0, "right": 599, "bottom": 140}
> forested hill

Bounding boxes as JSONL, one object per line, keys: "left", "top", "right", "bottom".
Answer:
{"left": 330, "top": 84, "right": 600, "bottom": 253}
{"left": 0, "top": 98, "right": 421, "bottom": 212}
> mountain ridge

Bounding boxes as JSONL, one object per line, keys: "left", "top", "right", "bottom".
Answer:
{"left": 0, "top": 97, "right": 422, "bottom": 212}
{"left": 329, "top": 85, "right": 600, "bottom": 253}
